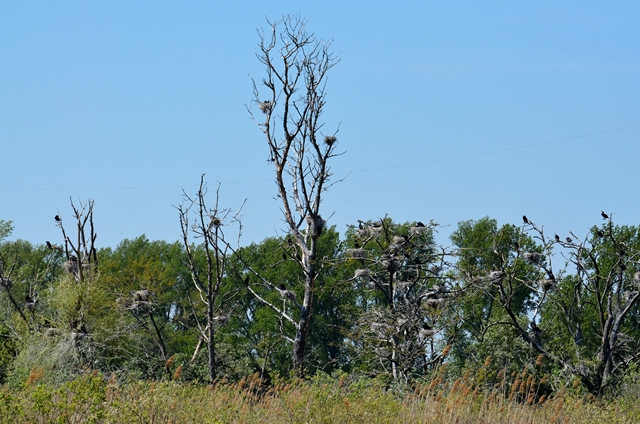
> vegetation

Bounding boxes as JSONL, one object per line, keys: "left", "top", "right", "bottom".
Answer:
{"left": 1, "top": 14, "right": 639, "bottom": 422}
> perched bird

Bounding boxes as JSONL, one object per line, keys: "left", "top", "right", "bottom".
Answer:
{"left": 25, "top": 294, "right": 38, "bottom": 308}
{"left": 597, "top": 230, "right": 604, "bottom": 238}
{"left": 555, "top": 234, "right": 560, "bottom": 242}
{"left": 566, "top": 237, "right": 572, "bottom": 243}
{"left": 279, "top": 283, "right": 286, "bottom": 291}
{"left": 601, "top": 211, "right": 609, "bottom": 220}
{"left": 46, "top": 241, "right": 53, "bottom": 249}
{"left": 358, "top": 220, "right": 364, "bottom": 230}
{"left": 523, "top": 215, "right": 529, "bottom": 224}
{"left": 54, "top": 215, "right": 61, "bottom": 222}
{"left": 416, "top": 221, "right": 425, "bottom": 228}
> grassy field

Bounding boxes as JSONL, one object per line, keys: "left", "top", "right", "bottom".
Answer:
{"left": 1, "top": 367, "right": 639, "bottom": 423}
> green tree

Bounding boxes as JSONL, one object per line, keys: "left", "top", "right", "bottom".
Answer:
{"left": 99, "top": 235, "right": 194, "bottom": 378}
{"left": 449, "top": 217, "right": 540, "bottom": 375}
{"left": 0, "top": 220, "right": 12, "bottom": 242}
{"left": 225, "top": 226, "right": 348, "bottom": 379}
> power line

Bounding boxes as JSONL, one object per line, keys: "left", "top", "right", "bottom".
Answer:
{"left": 339, "top": 123, "right": 640, "bottom": 175}
{"left": 1, "top": 123, "right": 638, "bottom": 191}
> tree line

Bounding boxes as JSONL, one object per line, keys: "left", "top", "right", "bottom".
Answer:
{"left": 1, "top": 16, "right": 639, "bottom": 399}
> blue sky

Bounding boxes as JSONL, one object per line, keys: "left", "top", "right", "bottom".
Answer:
{"left": 2, "top": 1, "right": 639, "bottom": 248}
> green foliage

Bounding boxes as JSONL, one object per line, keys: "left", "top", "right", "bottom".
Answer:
{"left": 0, "top": 221, "right": 13, "bottom": 242}
{"left": 449, "top": 217, "right": 541, "bottom": 374}
{"left": 224, "top": 227, "right": 348, "bottom": 378}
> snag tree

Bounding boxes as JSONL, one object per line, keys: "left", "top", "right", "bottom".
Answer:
{"left": 248, "top": 15, "right": 341, "bottom": 377}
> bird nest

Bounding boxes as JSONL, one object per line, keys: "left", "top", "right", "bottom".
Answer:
{"left": 354, "top": 269, "right": 371, "bottom": 280}
{"left": 392, "top": 236, "right": 407, "bottom": 245}
{"left": 540, "top": 278, "right": 556, "bottom": 291}
{"left": 522, "top": 252, "right": 543, "bottom": 264}
{"left": 306, "top": 215, "right": 325, "bottom": 237}
{"left": 324, "top": 135, "right": 337, "bottom": 146}
{"left": 347, "top": 248, "right": 367, "bottom": 259}
{"left": 259, "top": 101, "right": 272, "bottom": 114}
{"left": 488, "top": 270, "right": 505, "bottom": 284}
{"left": 410, "top": 226, "right": 429, "bottom": 236}
{"left": 212, "top": 315, "right": 230, "bottom": 325}
{"left": 424, "top": 298, "right": 445, "bottom": 309}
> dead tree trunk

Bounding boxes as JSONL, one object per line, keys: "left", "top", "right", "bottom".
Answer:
{"left": 179, "top": 176, "right": 242, "bottom": 383}
{"left": 249, "top": 15, "right": 340, "bottom": 377}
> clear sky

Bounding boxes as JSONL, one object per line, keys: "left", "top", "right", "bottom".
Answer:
{"left": 2, "top": 1, "right": 639, "bottom": 248}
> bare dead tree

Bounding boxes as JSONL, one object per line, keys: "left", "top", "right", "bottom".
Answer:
{"left": 54, "top": 199, "right": 99, "bottom": 336}
{"left": 462, "top": 215, "right": 640, "bottom": 396}
{"left": 178, "top": 175, "right": 243, "bottom": 382}
{"left": 347, "top": 218, "right": 454, "bottom": 381}
{"left": 246, "top": 15, "right": 342, "bottom": 377}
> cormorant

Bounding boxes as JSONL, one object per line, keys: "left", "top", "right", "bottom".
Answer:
{"left": 54, "top": 215, "right": 61, "bottom": 222}
{"left": 566, "top": 237, "right": 572, "bottom": 243}
{"left": 523, "top": 215, "right": 529, "bottom": 224}
{"left": 555, "top": 234, "right": 560, "bottom": 242}
{"left": 601, "top": 211, "right": 609, "bottom": 220}
{"left": 46, "top": 241, "right": 53, "bottom": 249}
{"left": 416, "top": 221, "right": 425, "bottom": 227}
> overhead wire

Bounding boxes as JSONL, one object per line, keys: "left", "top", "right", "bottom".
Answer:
{"left": 1, "top": 123, "right": 638, "bottom": 191}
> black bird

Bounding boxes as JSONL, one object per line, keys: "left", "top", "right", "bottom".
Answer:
{"left": 523, "top": 215, "right": 529, "bottom": 224}
{"left": 354, "top": 242, "right": 360, "bottom": 249}
{"left": 530, "top": 321, "right": 542, "bottom": 333}
{"left": 555, "top": 234, "right": 560, "bottom": 242}
{"left": 46, "top": 241, "right": 53, "bottom": 250}
{"left": 566, "top": 237, "right": 572, "bottom": 243}
{"left": 597, "top": 230, "right": 604, "bottom": 238}
{"left": 279, "top": 283, "right": 286, "bottom": 291}
{"left": 601, "top": 211, "right": 609, "bottom": 220}
{"left": 416, "top": 221, "right": 425, "bottom": 228}
{"left": 282, "top": 252, "right": 287, "bottom": 261}
{"left": 54, "top": 215, "right": 61, "bottom": 222}
{"left": 358, "top": 220, "right": 363, "bottom": 230}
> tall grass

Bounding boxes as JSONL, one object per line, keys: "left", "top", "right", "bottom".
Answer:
{"left": 0, "top": 365, "right": 638, "bottom": 423}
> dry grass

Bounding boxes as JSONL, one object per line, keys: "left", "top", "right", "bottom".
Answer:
{"left": 0, "top": 366, "right": 638, "bottom": 423}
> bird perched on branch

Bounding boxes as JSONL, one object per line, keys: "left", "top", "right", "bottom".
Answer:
{"left": 555, "top": 234, "right": 560, "bottom": 242}
{"left": 523, "top": 215, "right": 529, "bottom": 224}
{"left": 601, "top": 211, "right": 609, "bottom": 220}
{"left": 54, "top": 215, "right": 61, "bottom": 222}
